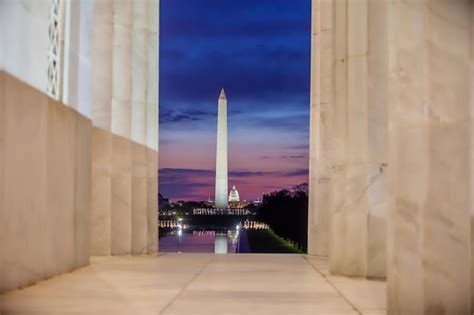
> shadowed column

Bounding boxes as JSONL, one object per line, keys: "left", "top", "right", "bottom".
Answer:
{"left": 111, "top": 0, "right": 132, "bottom": 255}
{"left": 131, "top": 0, "right": 148, "bottom": 255}
{"left": 146, "top": 0, "right": 159, "bottom": 254}
{"left": 308, "top": 0, "right": 333, "bottom": 256}
{"left": 90, "top": 0, "right": 113, "bottom": 255}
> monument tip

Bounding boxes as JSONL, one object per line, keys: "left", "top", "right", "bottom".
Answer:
{"left": 219, "top": 88, "right": 226, "bottom": 99}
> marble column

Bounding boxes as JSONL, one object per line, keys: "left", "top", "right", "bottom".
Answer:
{"left": 111, "top": 0, "right": 132, "bottom": 255}
{"left": 328, "top": 0, "right": 388, "bottom": 278}
{"left": 328, "top": 0, "right": 348, "bottom": 274}
{"left": 0, "top": 70, "right": 4, "bottom": 292}
{"left": 366, "top": 0, "right": 389, "bottom": 278}
{"left": 90, "top": 0, "right": 113, "bottom": 255}
{"left": 329, "top": 0, "right": 371, "bottom": 277}
{"left": 471, "top": 3, "right": 474, "bottom": 310}
{"left": 62, "top": 0, "right": 80, "bottom": 109}
{"left": 146, "top": 0, "right": 159, "bottom": 254}
{"left": 387, "top": 0, "right": 472, "bottom": 313}
{"left": 62, "top": 0, "right": 93, "bottom": 117}
{"left": 131, "top": 0, "right": 148, "bottom": 255}
{"left": 308, "top": 0, "right": 333, "bottom": 256}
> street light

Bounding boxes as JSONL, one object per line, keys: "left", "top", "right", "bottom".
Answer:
{"left": 177, "top": 218, "right": 183, "bottom": 253}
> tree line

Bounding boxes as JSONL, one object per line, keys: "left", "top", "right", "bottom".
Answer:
{"left": 256, "top": 183, "right": 308, "bottom": 252}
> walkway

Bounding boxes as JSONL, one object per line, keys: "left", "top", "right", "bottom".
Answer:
{"left": 0, "top": 254, "right": 386, "bottom": 314}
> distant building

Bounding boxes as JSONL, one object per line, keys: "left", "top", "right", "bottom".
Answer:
{"left": 227, "top": 185, "right": 250, "bottom": 209}
{"left": 228, "top": 185, "right": 240, "bottom": 202}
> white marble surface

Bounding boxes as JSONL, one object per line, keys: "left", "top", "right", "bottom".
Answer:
{"left": 111, "top": 0, "right": 132, "bottom": 139}
{"left": 111, "top": 134, "right": 132, "bottom": 255}
{"left": 0, "top": 72, "right": 91, "bottom": 293}
{"left": 0, "top": 0, "right": 49, "bottom": 94}
{"left": 63, "top": 0, "right": 93, "bottom": 117}
{"left": 91, "top": 0, "right": 113, "bottom": 130}
{"left": 132, "top": 142, "right": 148, "bottom": 255}
{"left": 146, "top": 147, "right": 158, "bottom": 253}
{"left": 131, "top": 0, "right": 148, "bottom": 146}
{"left": 0, "top": 254, "right": 386, "bottom": 315}
{"left": 146, "top": 0, "right": 159, "bottom": 151}
{"left": 387, "top": 0, "right": 472, "bottom": 313}
{"left": 311, "top": 0, "right": 388, "bottom": 278}
{"left": 308, "top": 0, "right": 333, "bottom": 257}
{"left": 0, "top": 70, "right": 4, "bottom": 293}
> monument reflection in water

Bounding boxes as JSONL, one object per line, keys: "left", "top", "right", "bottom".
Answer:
{"left": 159, "top": 229, "right": 241, "bottom": 253}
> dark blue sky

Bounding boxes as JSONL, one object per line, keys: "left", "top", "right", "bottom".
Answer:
{"left": 159, "top": 0, "right": 311, "bottom": 201}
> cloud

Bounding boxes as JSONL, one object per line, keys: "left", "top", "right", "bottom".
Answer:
{"left": 159, "top": 167, "right": 308, "bottom": 200}
{"left": 287, "top": 144, "right": 309, "bottom": 150}
{"left": 160, "top": 167, "right": 308, "bottom": 179}
{"left": 281, "top": 169, "right": 309, "bottom": 177}
{"left": 229, "top": 170, "right": 267, "bottom": 177}
{"left": 159, "top": 168, "right": 214, "bottom": 177}
{"left": 280, "top": 155, "right": 305, "bottom": 159}
{"left": 159, "top": 168, "right": 214, "bottom": 200}
{"left": 159, "top": 108, "right": 217, "bottom": 124}
{"left": 260, "top": 155, "right": 306, "bottom": 160}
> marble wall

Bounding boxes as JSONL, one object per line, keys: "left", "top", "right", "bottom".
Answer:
{"left": 387, "top": 0, "right": 472, "bottom": 313}
{"left": 0, "top": 1, "right": 49, "bottom": 94}
{"left": 0, "top": 71, "right": 91, "bottom": 293}
{"left": 0, "top": 0, "right": 159, "bottom": 294}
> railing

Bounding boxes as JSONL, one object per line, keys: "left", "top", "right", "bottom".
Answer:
{"left": 192, "top": 208, "right": 251, "bottom": 215}
{"left": 243, "top": 220, "right": 269, "bottom": 230}
{"left": 158, "top": 220, "right": 189, "bottom": 229}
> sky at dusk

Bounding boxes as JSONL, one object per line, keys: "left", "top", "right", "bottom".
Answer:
{"left": 159, "top": 0, "right": 311, "bottom": 202}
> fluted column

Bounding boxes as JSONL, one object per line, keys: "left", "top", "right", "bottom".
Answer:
{"left": 329, "top": 0, "right": 348, "bottom": 273}
{"left": 111, "top": 0, "right": 132, "bottom": 255}
{"left": 0, "top": 66, "right": 5, "bottom": 292}
{"left": 330, "top": 0, "right": 370, "bottom": 276}
{"left": 328, "top": 0, "right": 388, "bottom": 277}
{"left": 308, "top": 0, "right": 333, "bottom": 256}
{"left": 366, "top": 0, "right": 389, "bottom": 278}
{"left": 471, "top": 2, "right": 474, "bottom": 310}
{"left": 90, "top": 0, "right": 113, "bottom": 255}
{"left": 146, "top": 0, "right": 159, "bottom": 254}
{"left": 131, "top": 0, "right": 148, "bottom": 255}
{"left": 62, "top": 0, "right": 80, "bottom": 109}
{"left": 339, "top": 0, "right": 369, "bottom": 276}
{"left": 387, "top": 0, "right": 471, "bottom": 313}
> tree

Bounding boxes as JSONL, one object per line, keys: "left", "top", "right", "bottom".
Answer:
{"left": 256, "top": 183, "right": 308, "bottom": 251}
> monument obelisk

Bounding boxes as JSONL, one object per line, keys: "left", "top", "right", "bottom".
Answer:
{"left": 215, "top": 88, "right": 228, "bottom": 209}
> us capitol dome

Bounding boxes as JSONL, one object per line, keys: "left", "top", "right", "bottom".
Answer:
{"left": 228, "top": 186, "right": 240, "bottom": 202}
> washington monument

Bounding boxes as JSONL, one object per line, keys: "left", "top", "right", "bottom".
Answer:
{"left": 215, "top": 88, "right": 228, "bottom": 208}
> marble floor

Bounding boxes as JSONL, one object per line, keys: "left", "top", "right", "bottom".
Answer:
{"left": 0, "top": 254, "right": 386, "bottom": 315}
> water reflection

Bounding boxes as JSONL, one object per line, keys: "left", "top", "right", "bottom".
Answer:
{"left": 159, "top": 229, "right": 242, "bottom": 253}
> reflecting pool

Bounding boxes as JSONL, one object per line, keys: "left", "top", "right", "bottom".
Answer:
{"left": 159, "top": 229, "right": 248, "bottom": 253}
